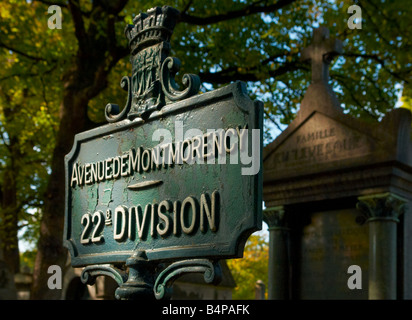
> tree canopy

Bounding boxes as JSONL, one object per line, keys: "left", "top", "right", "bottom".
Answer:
{"left": 0, "top": 0, "right": 410, "bottom": 299}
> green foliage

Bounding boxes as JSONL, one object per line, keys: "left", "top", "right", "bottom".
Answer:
{"left": 321, "top": 0, "right": 411, "bottom": 120}
{"left": 20, "top": 250, "right": 37, "bottom": 273}
{"left": 227, "top": 234, "right": 269, "bottom": 299}
{"left": 0, "top": 1, "right": 61, "bottom": 256}
{"left": 90, "top": 0, "right": 412, "bottom": 130}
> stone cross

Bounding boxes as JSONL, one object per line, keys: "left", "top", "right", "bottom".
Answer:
{"left": 301, "top": 27, "right": 343, "bottom": 84}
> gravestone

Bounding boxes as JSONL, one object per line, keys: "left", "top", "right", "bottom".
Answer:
{"left": 263, "top": 27, "right": 412, "bottom": 300}
{"left": 64, "top": 6, "right": 263, "bottom": 300}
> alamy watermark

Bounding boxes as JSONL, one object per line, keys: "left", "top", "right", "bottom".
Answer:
{"left": 47, "top": 265, "right": 62, "bottom": 290}
{"left": 347, "top": 5, "right": 362, "bottom": 30}
{"left": 48, "top": 5, "right": 62, "bottom": 29}
{"left": 151, "top": 121, "right": 261, "bottom": 176}
{"left": 347, "top": 265, "right": 362, "bottom": 290}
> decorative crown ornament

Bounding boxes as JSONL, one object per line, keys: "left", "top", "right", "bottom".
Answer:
{"left": 105, "top": 6, "right": 201, "bottom": 122}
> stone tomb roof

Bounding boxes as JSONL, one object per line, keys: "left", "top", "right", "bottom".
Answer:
{"left": 263, "top": 27, "right": 412, "bottom": 207}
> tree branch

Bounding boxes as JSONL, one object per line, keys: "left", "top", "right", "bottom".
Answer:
{"left": 32, "top": 0, "right": 68, "bottom": 8}
{"left": 0, "top": 63, "right": 58, "bottom": 83}
{"left": 0, "top": 40, "right": 47, "bottom": 62}
{"left": 343, "top": 52, "right": 408, "bottom": 83}
{"left": 264, "top": 109, "right": 284, "bottom": 132}
{"left": 179, "top": 0, "right": 296, "bottom": 25}
{"left": 104, "top": 0, "right": 129, "bottom": 15}
{"left": 68, "top": 0, "right": 88, "bottom": 51}
{"left": 181, "top": 0, "right": 194, "bottom": 15}
{"left": 334, "top": 74, "right": 379, "bottom": 120}
{"left": 363, "top": 0, "right": 400, "bottom": 29}
{"left": 0, "top": 72, "right": 38, "bottom": 82}
{"left": 199, "top": 58, "right": 303, "bottom": 84}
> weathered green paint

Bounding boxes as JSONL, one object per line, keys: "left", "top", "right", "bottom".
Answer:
{"left": 64, "top": 81, "right": 263, "bottom": 267}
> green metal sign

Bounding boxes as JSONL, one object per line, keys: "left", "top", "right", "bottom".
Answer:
{"left": 63, "top": 7, "right": 263, "bottom": 299}
{"left": 64, "top": 81, "right": 263, "bottom": 267}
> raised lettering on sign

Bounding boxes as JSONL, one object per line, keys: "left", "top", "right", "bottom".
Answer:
{"left": 70, "top": 126, "right": 248, "bottom": 188}
{"left": 79, "top": 191, "right": 219, "bottom": 244}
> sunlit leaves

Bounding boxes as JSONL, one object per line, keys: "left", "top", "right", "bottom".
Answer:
{"left": 227, "top": 234, "right": 269, "bottom": 299}
{"left": 0, "top": 1, "right": 63, "bottom": 251}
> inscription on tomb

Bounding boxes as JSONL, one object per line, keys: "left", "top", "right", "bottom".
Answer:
{"left": 269, "top": 112, "right": 372, "bottom": 170}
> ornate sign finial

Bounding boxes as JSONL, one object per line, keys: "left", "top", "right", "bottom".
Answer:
{"left": 301, "top": 27, "right": 343, "bottom": 84}
{"left": 105, "top": 6, "right": 201, "bottom": 122}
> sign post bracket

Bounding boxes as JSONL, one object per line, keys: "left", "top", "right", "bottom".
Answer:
{"left": 153, "top": 259, "right": 222, "bottom": 300}
{"left": 80, "top": 251, "right": 223, "bottom": 300}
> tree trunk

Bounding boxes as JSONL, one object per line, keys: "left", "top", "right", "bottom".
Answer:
{"left": 1, "top": 167, "right": 20, "bottom": 274}
{"left": 30, "top": 74, "right": 90, "bottom": 299}
{"left": 30, "top": 0, "right": 133, "bottom": 300}
{"left": 30, "top": 51, "right": 124, "bottom": 299}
